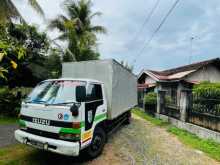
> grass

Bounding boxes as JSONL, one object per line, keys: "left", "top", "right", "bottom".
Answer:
{"left": 168, "top": 126, "right": 220, "bottom": 161}
{"left": 0, "top": 116, "right": 17, "bottom": 125}
{"left": 0, "top": 144, "right": 36, "bottom": 165}
{"left": 132, "top": 108, "right": 220, "bottom": 162}
{"left": 132, "top": 108, "right": 168, "bottom": 126}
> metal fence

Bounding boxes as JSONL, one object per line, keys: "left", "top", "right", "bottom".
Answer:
{"left": 188, "top": 94, "right": 220, "bottom": 132}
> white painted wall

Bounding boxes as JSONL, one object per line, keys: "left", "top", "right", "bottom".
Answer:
{"left": 184, "top": 65, "right": 220, "bottom": 83}
{"left": 145, "top": 76, "right": 156, "bottom": 84}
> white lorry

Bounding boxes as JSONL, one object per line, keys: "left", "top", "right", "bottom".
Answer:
{"left": 15, "top": 59, "right": 137, "bottom": 158}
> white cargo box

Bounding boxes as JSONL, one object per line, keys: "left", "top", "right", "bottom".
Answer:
{"left": 62, "top": 59, "right": 137, "bottom": 120}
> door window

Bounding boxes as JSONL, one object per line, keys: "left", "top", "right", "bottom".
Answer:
{"left": 86, "top": 84, "right": 103, "bottom": 101}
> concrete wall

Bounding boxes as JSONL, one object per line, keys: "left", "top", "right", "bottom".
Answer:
{"left": 185, "top": 65, "right": 220, "bottom": 82}
{"left": 158, "top": 114, "right": 220, "bottom": 143}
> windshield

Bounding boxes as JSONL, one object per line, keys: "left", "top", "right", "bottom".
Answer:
{"left": 25, "top": 80, "right": 86, "bottom": 105}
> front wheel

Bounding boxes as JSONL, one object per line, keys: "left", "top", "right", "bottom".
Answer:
{"left": 85, "top": 127, "right": 106, "bottom": 158}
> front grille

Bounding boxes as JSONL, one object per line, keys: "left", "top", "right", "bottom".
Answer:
{"left": 23, "top": 128, "right": 59, "bottom": 139}
{"left": 22, "top": 128, "right": 78, "bottom": 142}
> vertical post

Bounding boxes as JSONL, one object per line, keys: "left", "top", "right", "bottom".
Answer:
{"left": 142, "top": 88, "right": 147, "bottom": 111}
{"left": 157, "top": 90, "right": 166, "bottom": 115}
{"left": 180, "top": 90, "right": 192, "bottom": 122}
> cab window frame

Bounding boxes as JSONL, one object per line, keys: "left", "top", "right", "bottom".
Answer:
{"left": 86, "top": 83, "right": 103, "bottom": 102}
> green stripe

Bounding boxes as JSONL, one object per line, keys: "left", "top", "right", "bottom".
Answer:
{"left": 81, "top": 122, "right": 85, "bottom": 128}
{"left": 60, "top": 114, "right": 107, "bottom": 134}
{"left": 18, "top": 119, "right": 26, "bottom": 127}
{"left": 94, "top": 113, "right": 107, "bottom": 122}
{"left": 59, "top": 128, "right": 81, "bottom": 134}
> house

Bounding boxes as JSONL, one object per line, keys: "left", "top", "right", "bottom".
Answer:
{"left": 138, "top": 58, "right": 220, "bottom": 105}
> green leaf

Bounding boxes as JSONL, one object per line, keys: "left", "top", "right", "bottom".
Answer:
{"left": 0, "top": 67, "right": 8, "bottom": 80}
{"left": 0, "top": 52, "right": 4, "bottom": 61}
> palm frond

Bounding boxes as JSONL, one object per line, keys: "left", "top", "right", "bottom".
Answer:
{"left": 28, "top": 0, "right": 45, "bottom": 18}
{"left": 89, "top": 26, "right": 107, "bottom": 34}
{"left": 0, "top": 0, "right": 23, "bottom": 23}
{"left": 89, "top": 11, "right": 102, "bottom": 19}
{"left": 48, "top": 16, "right": 66, "bottom": 31}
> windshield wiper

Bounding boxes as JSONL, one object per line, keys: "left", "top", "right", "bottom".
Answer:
{"left": 24, "top": 100, "right": 47, "bottom": 104}
{"left": 45, "top": 102, "right": 76, "bottom": 106}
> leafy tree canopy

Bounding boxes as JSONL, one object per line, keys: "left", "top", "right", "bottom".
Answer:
{"left": 49, "top": 0, "right": 106, "bottom": 62}
{"left": 0, "top": 22, "right": 50, "bottom": 87}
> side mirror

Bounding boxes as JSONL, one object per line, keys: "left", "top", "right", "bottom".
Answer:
{"left": 75, "top": 86, "right": 86, "bottom": 102}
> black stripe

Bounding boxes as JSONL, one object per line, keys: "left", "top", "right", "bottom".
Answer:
{"left": 85, "top": 100, "right": 104, "bottom": 130}
{"left": 20, "top": 115, "right": 72, "bottom": 128}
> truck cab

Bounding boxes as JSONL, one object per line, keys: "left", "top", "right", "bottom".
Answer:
{"left": 15, "top": 78, "right": 108, "bottom": 157}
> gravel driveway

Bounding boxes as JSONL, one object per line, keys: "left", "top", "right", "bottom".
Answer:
{"left": 0, "top": 115, "right": 219, "bottom": 165}
{"left": 86, "top": 115, "right": 219, "bottom": 165}
{"left": 0, "top": 124, "right": 18, "bottom": 147}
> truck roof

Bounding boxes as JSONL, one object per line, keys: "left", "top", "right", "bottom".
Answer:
{"left": 43, "top": 78, "right": 103, "bottom": 84}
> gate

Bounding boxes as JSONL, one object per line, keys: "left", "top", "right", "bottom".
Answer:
{"left": 161, "top": 91, "right": 181, "bottom": 120}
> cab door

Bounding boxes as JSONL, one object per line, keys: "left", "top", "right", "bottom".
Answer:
{"left": 81, "top": 83, "right": 107, "bottom": 146}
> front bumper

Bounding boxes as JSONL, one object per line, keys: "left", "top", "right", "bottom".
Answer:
{"left": 14, "top": 129, "right": 80, "bottom": 156}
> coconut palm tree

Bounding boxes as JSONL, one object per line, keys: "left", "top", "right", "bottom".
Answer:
{"left": 48, "top": 0, "right": 106, "bottom": 61}
{"left": 0, "top": 0, "right": 44, "bottom": 23}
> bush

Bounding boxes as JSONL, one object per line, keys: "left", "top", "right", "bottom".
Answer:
{"left": 193, "top": 82, "right": 220, "bottom": 114}
{"left": 0, "top": 87, "right": 32, "bottom": 117}
{"left": 193, "top": 82, "right": 220, "bottom": 99}
{"left": 144, "top": 92, "right": 157, "bottom": 105}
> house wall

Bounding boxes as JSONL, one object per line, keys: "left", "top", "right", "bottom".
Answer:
{"left": 145, "top": 76, "right": 156, "bottom": 84}
{"left": 185, "top": 65, "right": 220, "bottom": 83}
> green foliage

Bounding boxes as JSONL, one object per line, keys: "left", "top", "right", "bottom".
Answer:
{"left": 0, "top": 0, "right": 44, "bottom": 24}
{"left": 193, "top": 82, "right": 220, "bottom": 99}
{"left": 168, "top": 126, "right": 220, "bottom": 161}
{"left": 0, "top": 22, "right": 50, "bottom": 85}
{"left": 144, "top": 92, "right": 157, "bottom": 105}
{"left": 49, "top": 0, "right": 106, "bottom": 61}
{"left": 0, "top": 116, "right": 17, "bottom": 124}
{"left": 44, "top": 49, "right": 62, "bottom": 78}
{"left": 0, "top": 87, "right": 32, "bottom": 117}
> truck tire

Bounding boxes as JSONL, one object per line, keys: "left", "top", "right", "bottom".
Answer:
{"left": 124, "top": 111, "right": 131, "bottom": 125}
{"left": 86, "top": 127, "right": 106, "bottom": 158}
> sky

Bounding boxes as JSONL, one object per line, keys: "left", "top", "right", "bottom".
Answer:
{"left": 13, "top": 0, "right": 220, "bottom": 73}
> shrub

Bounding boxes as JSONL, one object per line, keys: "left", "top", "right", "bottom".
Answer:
{"left": 193, "top": 82, "right": 220, "bottom": 114}
{"left": 0, "top": 87, "right": 32, "bottom": 117}
{"left": 193, "top": 82, "right": 220, "bottom": 99}
{"left": 144, "top": 92, "right": 157, "bottom": 105}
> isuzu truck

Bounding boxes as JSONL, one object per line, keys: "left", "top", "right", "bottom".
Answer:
{"left": 15, "top": 59, "right": 137, "bottom": 158}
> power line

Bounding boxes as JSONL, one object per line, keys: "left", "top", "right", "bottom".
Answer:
{"left": 130, "top": 0, "right": 161, "bottom": 43}
{"left": 132, "top": 0, "right": 181, "bottom": 65}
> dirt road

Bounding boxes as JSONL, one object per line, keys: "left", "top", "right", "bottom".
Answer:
{"left": 0, "top": 124, "right": 17, "bottom": 147}
{"left": 0, "top": 115, "right": 219, "bottom": 165}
